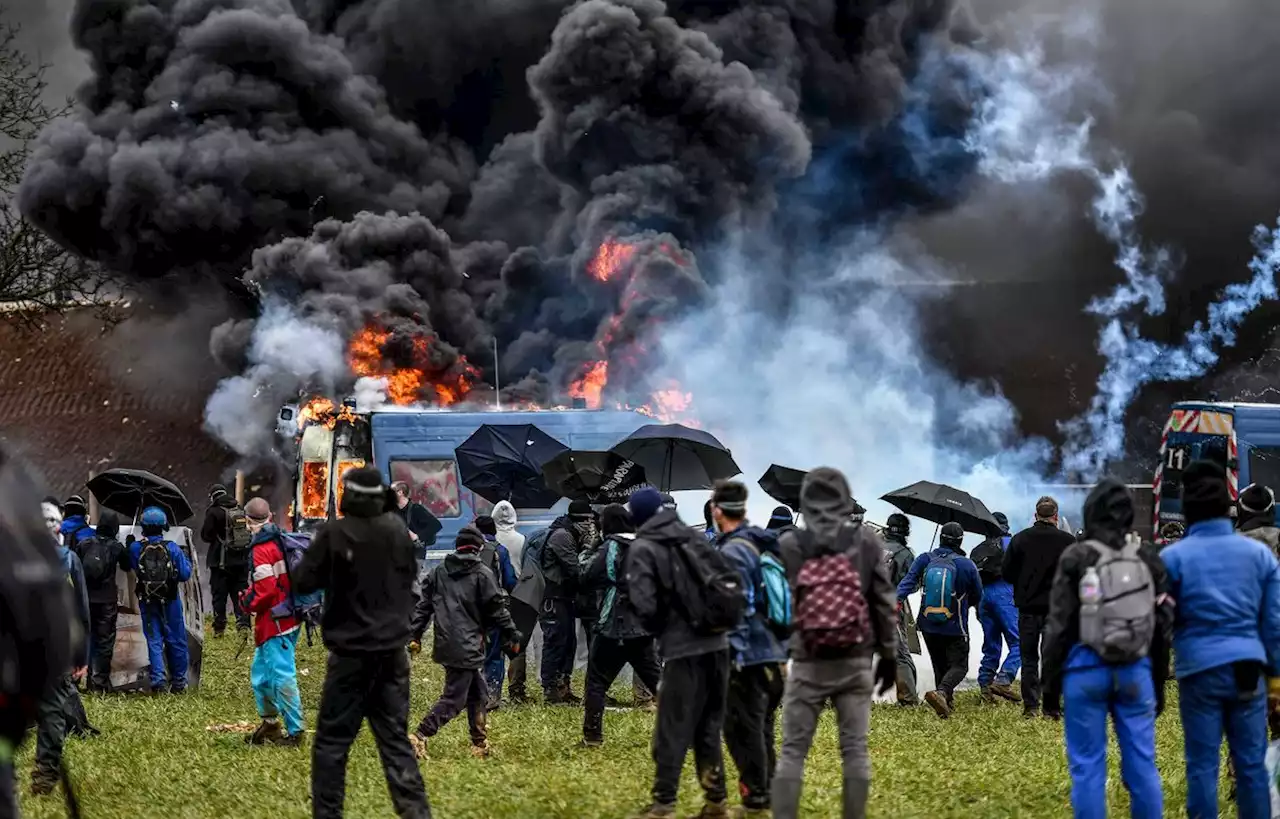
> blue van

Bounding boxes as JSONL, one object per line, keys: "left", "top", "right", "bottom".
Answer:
{"left": 1153, "top": 401, "right": 1280, "bottom": 530}
{"left": 286, "top": 406, "right": 658, "bottom": 563}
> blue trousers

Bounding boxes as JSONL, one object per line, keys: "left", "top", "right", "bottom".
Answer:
{"left": 1064, "top": 660, "right": 1162, "bottom": 819}
{"left": 484, "top": 628, "right": 505, "bottom": 698}
{"left": 1178, "top": 663, "right": 1269, "bottom": 819}
{"left": 251, "top": 631, "right": 304, "bottom": 737}
{"left": 140, "top": 599, "right": 188, "bottom": 691}
{"left": 978, "top": 590, "right": 1021, "bottom": 687}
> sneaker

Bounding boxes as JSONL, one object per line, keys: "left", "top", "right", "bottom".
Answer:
{"left": 247, "top": 719, "right": 285, "bottom": 746}
{"left": 470, "top": 741, "right": 491, "bottom": 758}
{"left": 1022, "top": 707, "right": 1040, "bottom": 720}
{"left": 924, "top": 690, "right": 952, "bottom": 720}
{"left": 578, "top": 737, "right": 603, "bottom": 749}
{"left": 1043, "top": 709, "right": 1062, "bottom": 722}
{"left": 268, "top": 732, "right": 305, "bottom": 748}
{"left": 979, "top": 686, "right": 996, "bottom": 704}
{"left": 989, "top": 682, "right": 1021, "bottom": 703}
{"left": 694, "top": 801, "right": 729, "bottom": 818}
{"left": 408, "top": 732, "right": 428, "bottom": 760}
{"left": 562, "top": 689, "right": 583, "bottom": 705}
{"left": 29, "top": 769, "right": 57, "bottom": 797}
{"left": 631, "top": 804, "right": 677, "bottom": 819}
{"left": 70, "top": 723, "right": 102, "bottom": 739}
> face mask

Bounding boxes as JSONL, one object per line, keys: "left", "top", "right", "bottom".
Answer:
{"left": 575, "top": 519, "right": 599, "bottom": 547}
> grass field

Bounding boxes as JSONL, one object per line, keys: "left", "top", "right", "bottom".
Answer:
{"left": 14, "top": 633, "right": 1234, "bottom": 818}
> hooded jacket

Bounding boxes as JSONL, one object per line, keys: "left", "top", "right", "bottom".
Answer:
{"left": 1002, "top": 520, "right": 1076, "bottom": 614}
{"left": 293, "top": 487, "right": 419, "bottom": 654}
{"left": 493, "top": 501, "right": 526, "bottom": 568}
{"left": 411, "top": 525, "right": 519, "bottom": 669}
{"left": 718, "top": 525, "right": 787, "bottom": 667}
{"left": 540, "top": 516, "right": 582, "bottom": 599}
{"left": 200, "top": 494, "right": 248, "bottom": 569}
{"left": 881, "top": 533, "right": 915, "bottom": 588}
{"left": 1041, "top": 479, "right": 1172, "bottom": 713}
{"left": 75, "top": 514, "right": 129, "bottom": 605}
{"left": 778, "top": 467, "right": 897, "bottom": 662}
{"left": 479, "top": 538, "right": 518, "bottom": 592}
{"left": 627, "top": 509, "right": 730, "bottom": 661}
{"left": 239, "top": 524, "right": 299, "bottom": 647}
{"left": 584, "top": 533, "right": 650, "bottom": 640}
{"left": 58, "top": 515, "right": 95, "bottom": 551}
{"left": 58, "top": 545, "right": 91, "bottom": 670}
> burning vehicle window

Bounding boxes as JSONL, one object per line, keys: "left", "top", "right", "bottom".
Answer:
{"left": 299, "top": 424, "right": 335, "bottom": 519}
{"left": 391, "top": 459, "right": 461, "bottom": 518}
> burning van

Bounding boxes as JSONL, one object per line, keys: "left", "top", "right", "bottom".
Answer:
{"left": 279, "top": 400, "right": 659, "bottom": 562}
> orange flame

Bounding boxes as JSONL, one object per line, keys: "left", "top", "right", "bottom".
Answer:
{"left": 588, "top": 238, "right": 637, "bottom": 282}
{"left": 297, "top": 396, "right": 362, "bottom": 430}
{"left": 347, "top": 324, "right": 476, "bottom": 406}
{"left": 300, "top": 461, "right": 329, "bottom": 519}
{"left": 569, "top": 360, "right": 608, "bottom": 408}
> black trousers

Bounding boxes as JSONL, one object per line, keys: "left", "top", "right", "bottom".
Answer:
{"left": 583, "top": 635, "right": 663, "bottom": 742}
{"left": 88, "top": 601, "right": 117, "bottom": 691}
{"left": 417, "top": 667, "right": 488, "bottom": 747}
{"left": 33, "top": 674, "right": 74, "bottom": 779}
{"left": 0, "top": 760, "right": 14, "bottom": 819}
{"left": 1018, "top": 612, "right": 1050, "bottom": 712}
{"left": 921, "top": 632, "right": 969, "bottom": 701}
{"left": 209, "top": 566, "right": 250, "bottom": 632}
{"left": 652, "top": 650, "right": 730, "bottom": 807}
{"left": 539, "top": 598, "right": 576, "bottom": 692}
{"left": 724, "top": 663, "right": 785, "bottom": 809}
{"left": 312, "top": 650, "right": 431, "bottom": 819}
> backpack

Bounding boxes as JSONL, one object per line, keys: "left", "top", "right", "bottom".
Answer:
{"left": 920, "top": 552, "right": 960, "bottom": 625}
{"left": 78, "top": 535, "right": 118, "bottom": 588}
{"left": 1079, "top": 536, "right": 1155, "bottom": 663}
{"left": 522, "top": 528, "right": 551, "bottom": 573}
{"left": 271, "top": 533, "right": 325, "bottom": 642}
{"left": 136, "top": 539, "right": 177, "bottom": 603}
{"left": 794, "top": 525, "right": 871, "bottom": 652}
{"left": 970, "top": 536, "right": 1009, "bottom": 586}
{"left": 670, "top": 532, "right": 747, "bottom": 636}
{"left": 729, "top": 534, "right": 793, "bottom": 640}
{"left": 223, "top": 506, "right": 252, "bottom": 562}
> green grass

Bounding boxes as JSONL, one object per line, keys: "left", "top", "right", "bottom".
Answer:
{"left": 14, "top": 634, "right": 1237, "bottom": 818}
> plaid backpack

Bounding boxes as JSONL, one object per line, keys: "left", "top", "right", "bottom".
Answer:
{"left": 794, "top": 524, "right": 871, "bottom": 653}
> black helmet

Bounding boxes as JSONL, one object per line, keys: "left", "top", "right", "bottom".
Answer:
{"left": 885, "top": 513, "right": 910, "bottom": 539}
{"left": 939, "top": 522, "right": 964, "bottom": 548}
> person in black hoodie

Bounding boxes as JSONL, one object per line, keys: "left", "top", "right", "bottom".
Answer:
{"left": 540, "top": 499, "right": 593, "bottom": 704}
{"left": 627, "top": 487, "right": 731, "bottom": 819}
{"left": 293, "top": 466, "right": 431, "bottom": 819}
{"left": 199, "top": 484, "right": 251, "bottom": 636}
{"left": 76, "top": 510, "right": 129, "bottom": 693}
{"left": 1002, "top": 496, "right": 1075, "bottom": 718}
{"left": 410, "top": 524, "right": 520, "bottom": 759}
{"left": 1041, "top": 479, "right": 1171, "bottom": 818}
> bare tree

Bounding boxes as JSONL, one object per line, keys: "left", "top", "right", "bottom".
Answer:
{"left": 0, "top": 16, "right": 113, "bottom": 322}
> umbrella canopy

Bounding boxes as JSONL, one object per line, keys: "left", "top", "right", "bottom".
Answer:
{"left": 610, "top": 424, "right": 740, "bottom": 492}
{"left": 542, "top": 451, "right": 648, "bottom": 504}
{"left": 455, "top": 424, "right": 569, "bottom": 508}
{"left": 880, "top": 480, "right": 1002, "bottom": 537}
{"left": 759, "top": 464, "right": 807, "bottom": 510}
{"left": 87, "top": 468, "right": 194, "bottom": 524}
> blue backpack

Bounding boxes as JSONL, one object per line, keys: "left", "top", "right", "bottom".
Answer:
{"left": 730, "top": 533, "right": 793, "bottom": 640}
{"left": 271, "top": 532, "right": 325, "bottom": 644}
{"left": 920, "top": 552, "right": 959, "bottom": 625}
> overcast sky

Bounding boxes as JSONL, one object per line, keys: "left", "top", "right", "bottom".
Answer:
{"left": 9, "top": 0, "right": 87, "bottom": 104}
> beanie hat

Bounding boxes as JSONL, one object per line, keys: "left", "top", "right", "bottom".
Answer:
{"left": 767, "top": 506, "right": 794, "bottom": 531}
{"left": 475, "top": 515, "right": 497, "bottom": 537}
{"left": 343, "top": 466, "right": 386, "bottom": 495}
{"left": 568, "top": 499, "right": 594, "bottom": 521}
{"left": 96, "top": 510, "right": 121, "bottom": 539}
{"left": 660, "top": 493, "right": 678, "bottom": 511}
{"left": 940, "top": 521, "right": 965, "bottom": 547}
{"left": 629, "top": 487, "right": 664, "bottom": 526}
{"left": 455, "top": 525, "right": 484, "bottom": 554}
{"left": 63, "top": 494, "right": 87, "bottom": 518}
{"left": 209, "top": 484, "right": 229, "bottom": 501}
{"left": 1181, "top": 459, "right": 1233, "bottom": 524}
{"left": 1239, "top": 483, "right": 1276, "bottom": 516}
{"left": 992, "top": 512, "right": 1010, "bottom": 534}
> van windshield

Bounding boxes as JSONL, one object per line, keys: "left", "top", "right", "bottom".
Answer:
{"left": 1161, "top": 435, "right": 1228, "bottom": 500}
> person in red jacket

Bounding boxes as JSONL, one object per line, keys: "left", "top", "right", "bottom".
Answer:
{"left": 238, "top": 498, "right": 304, "bottom": 746}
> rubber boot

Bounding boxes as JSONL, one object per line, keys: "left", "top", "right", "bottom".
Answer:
{"left": 842, "top": 776, "right": 869, "bottom": 819}
{"left": 771, "top": 776, "right": 803, "bottom": 819}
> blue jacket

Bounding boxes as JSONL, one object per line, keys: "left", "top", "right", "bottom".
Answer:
{"left": 128, "top": 536, "right": 193, "bottom": 584}
{"left": 897, "top": 546, "right": 983, "bottom": 637}
{"left": 717, "top": 526, "right": 787, "bottom": 668}
{"left": 58, "top": 545, "right": 91, "bottom": 669}
{"left": 1162, "top": 518, "right": 1280, "bottom": 678}
{"left": 59, "top": 515, "right": 95, "bottom": 549}
{"left": 495, "top": 541, "right": 516, "bottom": 592}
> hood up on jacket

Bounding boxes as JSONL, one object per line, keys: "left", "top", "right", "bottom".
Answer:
{"left": 799, "top": 467, "right": 856, "bottom": 547}
{"left": 493, "top": 501, "right": 518, "bottom": 530}
{"left": 1083, "top": 478, "right": 1134, "bottom": 549}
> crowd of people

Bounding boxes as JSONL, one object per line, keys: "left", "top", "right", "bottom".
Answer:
{"left": 6, "top": 447, "right": 1280, "bottom": 819}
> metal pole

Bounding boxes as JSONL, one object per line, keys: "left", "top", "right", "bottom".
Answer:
{"left": 493, "top": 338, "right": 502, "bottom": 411}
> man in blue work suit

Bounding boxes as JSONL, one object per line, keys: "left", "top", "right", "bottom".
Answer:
{"left": 128, "top": 506, "right": 193, "bottom": 694}
{"left": 972, "top": 512, "right": 1021, "bottom": 704}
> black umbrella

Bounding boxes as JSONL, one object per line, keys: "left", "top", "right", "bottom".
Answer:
{"left": 542, "top": 451, "right": 648, "bottom": 504}
{"left": 759, "top": 464, "right": 807, "bottom": 510}
{"left": 610, "top": 424, "right": 740, "bottom": 492}
{"left": 880, "top": 480, "right": 1002, "bottom": 537}
{"left": 87, "top": 468, "right": 194, "bottom": 524}
{"left": 455, "top": 424, "right": 569, "bottom": 508}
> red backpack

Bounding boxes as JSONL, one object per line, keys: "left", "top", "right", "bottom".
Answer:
{"left": 794, "top": 524, "right": 871, "bottom": 653}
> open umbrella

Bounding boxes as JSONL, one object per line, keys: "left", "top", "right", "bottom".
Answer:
{"left": 880, "top": 480, "right": 1002, "bottom": 537}
{"left": 455, "top": 424, "right": 569, "bottom": 508}
{"left": 542, "top": 451, "right": 648, "bottom": 504}
{"left": 87, "top": 468, "right": 194, "bottom": 524}
{"left": 610, "top": 424, "right": 740, "bottom": 492}
{"left": 759, "top": 464, "right": 807, "bottom": 510}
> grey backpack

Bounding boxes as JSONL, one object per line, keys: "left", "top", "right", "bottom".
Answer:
{"left": 1079, "top": 535, "right": 1155, "bottom": 663}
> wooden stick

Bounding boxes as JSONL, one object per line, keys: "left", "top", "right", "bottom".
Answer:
{"left": 234, "top": 470, "right": 245, "bottom": 505}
